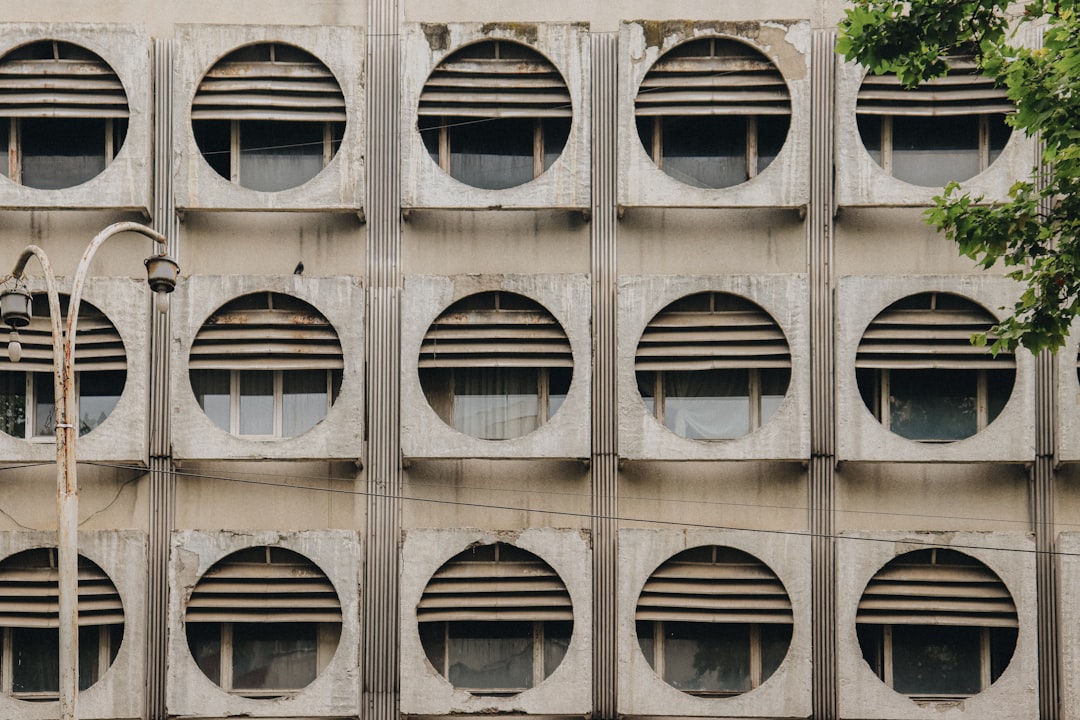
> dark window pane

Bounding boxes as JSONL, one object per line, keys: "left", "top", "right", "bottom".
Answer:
{"left": 547, "top": 367, "right": 572, "bottom": 420}
{"left": 0, "top": 369, "right": 26, "bottom": 437}
{"left": 857, "top": 114, "right": 883, "bottom": 166}
{"left": 239, "top": 370, "right": 274, "bottom": 435}
{"left": 448, "top": 116, "right": 535, "bottom": 190}
{"left": 542, "top": 117, "right": 571, "bottom": 171}
{"left": 194, "top": 120, "right": 232, "bottom": 180}
{"left": 452, "top": 367, "right": 539, "bottom": 440}
{"left": 760, "top": 368, "right": 791, "bottom": 426}
{"left": 892, "top": 115, "right": 981, "bottom": 186}
{"left": 760, "top": 623, "right": 792, "bottom": 683}
{"left": 232, "top": 622, "right": 319, "bottom": 691}
{"left": 888, "top": 369, "right": 978, "bottom": 441}
{"left": 20, "top": 118, "right": 108, "bottom": 189}
{"left": 660, "top": 115, "right": 747, "bottom": 189}
{"left": 857, "top": 624, "right": 885, "bottom": 679}
{"left": 282, "top": 369, "right": 329, "bottom": 437}
{"left": 987, "top": 114, "right": 1011, "bottom": 165}
{"left": 33, "top": 371, "right": 55, "bottom": 437}
{"left": 1, "top": 117, "right": 8, "bottom": 178}
{"left": 543, "top": 621, "right": 572, "bottom": 679}
{"left": 188, "top": 623, "right": 222, "bottom": 685}
{"left": 891, "top": 625, "right": 982, "bottom": 696}
{"left": 238, "top": 120, "right": 325, "bottom": 192}
{"left": 12, "top": 627, "right": 59, "bottom": 694}
{"left": 419, "top": 622, "right": 447, "bottom": 674}
{"left": 78, "top": 369, "right": 125, "bottom": 435}
{"left": 191, "top": 369, "right": 231, "bottom": 431}
{"left": 986, "top": 369, "right": 1014, "bottom": 426}
{"left": 990, "top": 627, "right": 1017, "bottom": 682}
{"left": 756, "top": 115, "right": 790, "bottom": 175}
{"left": 636, "top": 371, "right": 656, "bottom": 415}
{"left": 662, "top": 621, "right": 751, "bottom": 694}
{"left": 636, "top": 620, "right": 656, "bottom": 670}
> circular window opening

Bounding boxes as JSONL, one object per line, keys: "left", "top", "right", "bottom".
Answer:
{"left": 418, "top": 542, "right": 572, "bottom": 695}
{"left": 418, "top": 291, "right": 572, "bottom": 440}
{"left": 856, "top": 53, "right": 1013, "bottom": 186}
{"left": 189, "top": 292, "right": 343, "bottom": 438}
{"left": 0, "top": 548, "right": 124, "bottom": 700}
{"left": 636, "top": 292, "right": 790, "bottom": 439}
{"left": 0, "top": 40, "right": 129, "bottom": 190}
{"left": 0, "top": 294, "right": 125, "bottom": 439}
{"left": 856, "top": 292, "right": 1015, "bottom": 442}
{"left": 418, "top": 40, "right": 572, "bottom": 190}
{"left": 857, "top": 548, "right": 1017, "bottom": 700}
{"left": 636, "top": 546, "right": 791, "bottom": 696}
{"left": 635, "top": 37, "right": 791, "bottom": 189}
{"left": 185, "top": 546, "right": 342, "bottom": 698}
{"left": 192, "top": 43, "right": 346, "bottom": 192}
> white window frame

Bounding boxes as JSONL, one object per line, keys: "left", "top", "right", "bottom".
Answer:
{"left": 438, "top": 366, "right": 564, "bottom": 435}
{"left": 643, "top": 367, "right": 780, "bottom": 435}
{"left": 197, "top": 368, "right": 338, "bottom": 438}
{"left": 640, "top": 620, "right": 776, "bottom": 697}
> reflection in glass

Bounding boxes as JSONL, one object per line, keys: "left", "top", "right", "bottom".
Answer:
{"left": 192, "top": 369, "right": 231, "bottom": 431}
{"left": 232, "top": 623, "right": 318, "bottom": 692}
{"left": 453, "top": 367, "right": 539, "bottom": 440}
{"left": 239, "top": 371, "right": 274, "bottom": 435}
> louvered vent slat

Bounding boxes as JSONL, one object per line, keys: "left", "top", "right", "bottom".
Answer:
{"left": 417, "top": 545, "right": 573, "bottom": 623}
{"left": 185, "top": 550, "right": 342, "bottom": 624}
{"left": 856, "top": 295, "right": 1014, "bottom": 370}
{"left": 0, "top": 553, "right": 123, "bottom": 628}
{"left": 189, "top": 295, "right": 344, "bottom": 370}
{"left": 0, "top": 56, "right": 128, "bottom": 118}
{"left": 636, "top": 301, "right": 790, "bottom": 371}
{"left": 418, "top": 50, "right": 572, "bottom": 118}
{"left": 635, "top": 548, "right": 792, "bottom": 624}
{"left": 418, "top": 295, "right": 572, "bottom": 369}
{"left": 635, "top": 40, "right": 790, "bottom": 117}
{"left": 857, "top": 56, "right": 1011, "bottom": 117}
{"left": 0, "top": 303, "right": 124, "bottom": 373}
{"left": 857, "top": 553, "right": 1018, "bottom": 628}
{"left": 192, "top": 55, "right": 346, "bottom": 122}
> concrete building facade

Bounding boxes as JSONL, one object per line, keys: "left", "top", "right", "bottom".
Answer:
{"left": 0, "top": 2, "right": 1066, "bottom": 720}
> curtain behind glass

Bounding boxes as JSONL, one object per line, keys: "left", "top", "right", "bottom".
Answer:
{"left": 891, "top": 116, "right": 980, "bottom": 186}
{"left": 282, "top": 370, "right": 329, "bottom": 436}
{"left": 664, "top": 369, "right": 749, "bottom": 439}
{"left": 239, "top": 121, "right": 325, "bottom": 192}
{"left": 447, "top": 621, "right": 534, "bottom": 690}
{"left": 663, "top": 622, "right": 751, "bottom": 693}
{"left": 191, "top": 369, "right": 231, "bottom": 432}
{"left": 449, "top": 117, "right": 534, "bottom": 190}
{"left": 239, "top": 370, "right": 274, "bottom": 435}
{"left": 19, "top": 118, "right": 107, "bottom": 190}
{"left": 453, "top": 368, "right": 538, "bottom": 440}
{"left": 660, "top": 116, "right": 746, "bottom": 189}
{"left": 232, "top": 622, "right": 318, "bottom": 691}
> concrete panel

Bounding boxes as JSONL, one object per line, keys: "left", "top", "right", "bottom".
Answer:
{"left": 0, "top": 25, "right": 152, "bottom": 213}
{"left": 0, "top": 276, "right": 150, "bottom": 463}
{"left": 837, "top": 531, "right": 1037, "bottom": 720}
{"left": 0, "top": 530, "right": 148, "bottom": 720}
{"left": 170, "top": 274, "right": 364, "bottom": 461}
{"left": 618, "top": 20, "right": 811, "bottom": 209}
{"left": 836, "top": 275, "right": 1035, "bottom": 463}
{"left": 401, "top": 274, "right": 591, "bottom": 459}
{"left": 1055, "top": 320, "right": 1080, "bottom": 462}
{"left": 834, "top": 25, "right": 1038, "bottom": 208}
{"left": 400, "top": 22, "right": 591, "bottom": 211}
{"left": 617, "top": 528, "right": 812, "bottom": 718}
{"left": 1057, "top": 533, "right": 1080, "bottom": 720}
{"left": 618, "top": 274, "right": 810, "bottom": 461}
{"left": 172, "top": 24, "right": 364, "bottom": 212}
{"left": 167, "top": 529, "right": 360, "bottom": 718}
{"left": 399, "top": 527, "right": 592, "bottom": 716}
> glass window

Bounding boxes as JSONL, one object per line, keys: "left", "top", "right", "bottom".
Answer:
{"left": 642, "top": 368, "right": 790, "bottom": 440}
{"left": 232, "top": 622, "right": 319, "bottom": 692}
{"left": 239, "top": 370, "right": 274, "bottom": 435}
{"left": 453, "top": 367, "right": 539, "bottom": 440}
{"left": 0, "top": 370, "right": 126, "bottom": 439}
{"left": 191, "top": 368, "right": 340, "bottom": 438}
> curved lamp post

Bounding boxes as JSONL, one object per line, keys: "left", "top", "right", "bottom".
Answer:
{"left": 0, "top": 221, "right": 177, "bottom": 720}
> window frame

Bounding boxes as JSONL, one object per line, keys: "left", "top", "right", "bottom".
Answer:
{"left": 2, "top": 117, "right": 126, "bottom": 187}
{"left": 641, "top": 367, "right": 785, "bottom": 438}
{"left": 426, "top": 366, "right": 565, "bottom": 439}
{"left": 421, "top": 116, "right": 564, "bottom": 187}
{"left": 860, "top": 113, "right": 1005, "bottom": 182}
{"left": 193, "top": 367, "right": 340, "bottom": 439}
{"left": 1, "top": 625, "right": 119, "bottom": 701}
{"left": 197, "top": 118, "right": 343, "bottom": 189}
{"left": 0, "top": 369, "right": 125, "bottom": 440}
{"left": 859, "top": 366, "right": 998, "bottom": 441}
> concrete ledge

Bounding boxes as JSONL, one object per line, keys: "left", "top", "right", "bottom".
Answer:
{"left": 401, "top": 22, "right": 591, "bottom": 211}
{"left": 400, "top": 528, "right": 592, "bottom": 716}
{"left": 618, "top": 20, "right": 811, "bottom": 209}
{"left": 837, "top": 531, "right": 1037, "bottom": 720}
{"left": 167, "top": 529, "right": 360, "bottom": 718}
{"left": 0, "top": 530, "right": 147, "bottom": 720}
{"left": 172, "top": 24, "right": 364, "bottom": 212}
{"left": 617, "top": 528, "right": 812, "bottom": 719}
{"left": 170, "top": 274, "right": 364, "bottom": 461}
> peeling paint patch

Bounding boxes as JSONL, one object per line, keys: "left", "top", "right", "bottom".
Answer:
{"left": 480, "top": 22, "right": 538, "bottom": 45}
{"left": 421, "top": 23, "right": 449, "bottom": 52}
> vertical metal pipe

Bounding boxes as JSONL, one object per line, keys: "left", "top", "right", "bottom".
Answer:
{"left": 590, "top": 31, "right": 618, "bottom": 720}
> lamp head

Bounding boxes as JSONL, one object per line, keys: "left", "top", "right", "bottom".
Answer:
{"left": 0, "top": 284, "right": 32, "bottom": 330}
{"left": 144, "top": 254, "right": 179, "bottom": 313}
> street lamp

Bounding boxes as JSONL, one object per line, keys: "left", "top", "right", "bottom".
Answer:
{"left": 0, "top": 221, "right": 176, "bottom": 720}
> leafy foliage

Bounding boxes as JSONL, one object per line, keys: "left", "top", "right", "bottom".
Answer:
{"left": 838, "top": 1, "right": 1080, "bottom": 353}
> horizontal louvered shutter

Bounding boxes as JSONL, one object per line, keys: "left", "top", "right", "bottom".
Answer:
{"left": 636, "top": 555, "right": 792, "bottom": 625}
{"left": 190, "top": 307, "right": 343, "bottom": 371}
{"left": 636, "top": 308, "right": 790, "bottom": 371}
{"left": 419, "top": 51, "right": 572, "bottom": 119}
{"left": 0, "top": 306, "right": 124, "bottom": 372}
{"left": 0, "top": 559, "right": 123, "bottom": 627}
{"left": 636, "top": 41, "right": 790, "bottom": 117}
{"left": 857, "top": 306, "right": 1014, "bottom": 370}
{"left": 418, "top": 556, "right": 573, "bottom": 623}
{"left": 857, "top": 56, "right": 1012, "bottom": 117}
{"left": 193, "top": 59, "right": 346, "bottom": 122}
{"left": 858, "top": 557, "right": 1018, "bottom": 628}
{"left": 0, "top": 57, "right": 128, "bottom": 119}
{"left": 420, "top": 308, "right": 573, "bottom": 369}
{"left": 186, "top": 555, "right": 341, "bottom": 624}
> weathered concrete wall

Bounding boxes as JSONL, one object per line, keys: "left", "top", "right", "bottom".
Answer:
{"left": 399, "top": 527, "right": 592, "bottom": 716}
